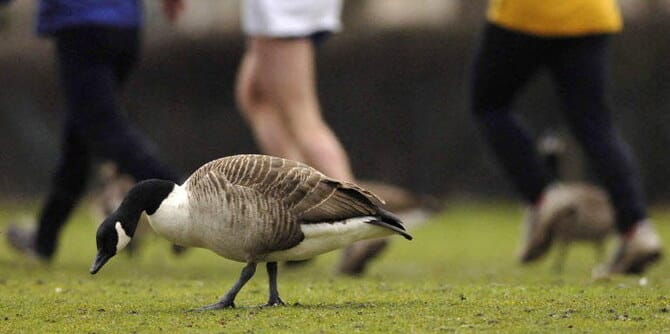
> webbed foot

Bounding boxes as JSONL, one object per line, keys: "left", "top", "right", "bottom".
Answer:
{"left": 264, "top": 296, "right": 285, "bottom": 307}
{"left": 195, "top": 300, "right": 235, "bottom": 311}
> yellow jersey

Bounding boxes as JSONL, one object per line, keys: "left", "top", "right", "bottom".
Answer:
{"left": 487, "top": 0, "right": 622, "bottom": 36}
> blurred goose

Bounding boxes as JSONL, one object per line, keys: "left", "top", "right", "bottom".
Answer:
{"left": 521, "top": 133, "right": 615, "bottom": 272}
{"left": 90, "top": 154, "right": 412, "bottom": 309}
{"left": 536, "top": 182, "right": 615, "bottom": 272}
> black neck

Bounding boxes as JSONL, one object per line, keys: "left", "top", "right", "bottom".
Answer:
{"left": 112, "top": 179, "right": 175, "bottom": 236}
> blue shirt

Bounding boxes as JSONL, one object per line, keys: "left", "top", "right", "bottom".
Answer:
{"left": 37, "top": 0, "right": 142, "bottom": 35}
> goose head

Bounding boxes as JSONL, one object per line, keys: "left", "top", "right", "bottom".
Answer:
{"left": 90, "top": 179, "right": 175, "bottom": 274}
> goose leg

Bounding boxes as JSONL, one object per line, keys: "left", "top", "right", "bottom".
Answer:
{"left": 265, "top": 262, "right": 285, "bottom": 306}
{"left": 552, "top": 242, "right": 567, "bottom": 274}
{"left": 198, "top": 262, "right": 257, "bottom": 310}
{"left": 594, "top": 240, "right": 605, "bottom": 263}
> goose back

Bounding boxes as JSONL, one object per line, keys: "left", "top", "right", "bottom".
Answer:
{"left": 539, "top": 183, "right": 615, "bottom": 242}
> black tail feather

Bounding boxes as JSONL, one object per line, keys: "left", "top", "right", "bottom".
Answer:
{"left": 372, "top": 207, "right": 413, "bottom": 240}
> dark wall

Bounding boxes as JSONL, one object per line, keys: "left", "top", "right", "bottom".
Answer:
{"left": 1, "top": 20, "right": 669, "bottom": 202}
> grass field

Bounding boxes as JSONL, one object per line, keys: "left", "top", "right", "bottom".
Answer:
{"left": 1, "top": 201, "right": 669, "bottom": 333}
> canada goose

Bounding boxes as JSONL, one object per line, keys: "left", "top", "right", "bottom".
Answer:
{"left": 90, "top": 154, "right": 412, "bottom": 309}
{"left": 536, "top": 182, "right": 615, "bottom": 272}
{"left": 524, "top": 134, "right": 615, "bottom": 272}
{"left": 337, "top": 180, "right": 444, "bottom": 275}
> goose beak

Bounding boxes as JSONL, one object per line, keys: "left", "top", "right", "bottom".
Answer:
{"left": 90, "top": 251, "right": 113, "bottom": 274}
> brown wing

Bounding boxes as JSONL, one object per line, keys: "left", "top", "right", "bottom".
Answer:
{"left": 186, "top": 154, "right": 411, "bottom": 242}
{"left": 295, "top": 179, "right": 384, "bottom": 222}
{"left": 187, "top": 154, "right": 385, "bottom": 222}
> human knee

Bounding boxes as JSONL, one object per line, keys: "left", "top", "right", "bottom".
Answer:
{"left": 236, "top": 70, "right": 272, "bottom": 118}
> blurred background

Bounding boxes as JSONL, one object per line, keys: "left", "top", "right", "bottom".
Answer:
{"left": 0, "top": 0, "right": 669, "bottom": 203}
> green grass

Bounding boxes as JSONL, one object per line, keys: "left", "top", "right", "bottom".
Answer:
{"left": 1, "top": 201, "right": 669, "bottom": 333}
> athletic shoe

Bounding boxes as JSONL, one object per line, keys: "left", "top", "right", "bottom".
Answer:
{"left": 595, "top": 220, "right": 662, "bottom": 277}
{"left": 6, "top": 224, "right": 48, "bottom": 261}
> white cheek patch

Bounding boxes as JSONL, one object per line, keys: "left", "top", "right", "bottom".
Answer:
{"left": 115, "top": 222, "right": 132, "bottom": 252}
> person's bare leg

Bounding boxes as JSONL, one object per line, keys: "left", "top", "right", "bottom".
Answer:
{"left": 235, "top": 42, "right": 304, "bottom": 161}
{"left": 251, "top": 37, "right": 354, "bottom": 182}
{"left": 240, "top": 37, "right": 381, "bottom": 273}
{"left": 249, "top": 37, "right": 394, "bottom": 274}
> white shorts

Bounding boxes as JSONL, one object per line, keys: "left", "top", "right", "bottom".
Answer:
{"left": 242, "top": 0, "right": 342, "bottom": 38}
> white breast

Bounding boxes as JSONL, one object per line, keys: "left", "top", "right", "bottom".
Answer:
{"left": 148, "top": 184, "right": 253, "bottom": 262}
{"left": 147, "top": 185, "right": 195, "bottom": 246}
